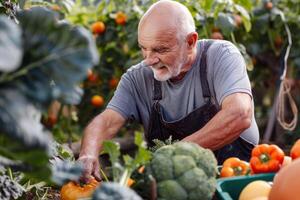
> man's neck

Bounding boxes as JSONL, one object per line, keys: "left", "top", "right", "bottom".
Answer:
{"left": 170, "top": 48, "right": 198, "bottom": 83}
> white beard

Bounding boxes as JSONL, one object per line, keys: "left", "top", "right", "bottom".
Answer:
{"left": 152, "top": 62, "right": 184, "bottom": 81}
{"left": 152, "top": 51, "right": 187, "bottom": 81}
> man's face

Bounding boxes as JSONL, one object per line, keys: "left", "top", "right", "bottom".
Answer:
{"left": 138, "top": 26, "right": 188, "bottom": 81}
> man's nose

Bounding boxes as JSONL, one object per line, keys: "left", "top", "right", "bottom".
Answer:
{"left": 143, "top": 51, "right": 159, "bottom": 66}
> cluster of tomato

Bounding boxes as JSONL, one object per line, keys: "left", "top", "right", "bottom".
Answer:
{"left": 220, "top": 139, "right": 300, "bottom": 177}
{"left": 86, "top": 12, "right": 127, "bottom": 109}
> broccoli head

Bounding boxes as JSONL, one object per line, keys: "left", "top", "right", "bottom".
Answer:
{"left": 147, "top": 142, "right": 218, "bottom": 200}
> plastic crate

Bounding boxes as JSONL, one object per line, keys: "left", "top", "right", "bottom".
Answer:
{"left": 216, "top": 173, "right": 275, "bottom": 200}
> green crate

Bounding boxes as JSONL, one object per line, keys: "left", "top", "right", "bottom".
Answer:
{"left": 216, "top": 173, "right": 275, "bottom": 200}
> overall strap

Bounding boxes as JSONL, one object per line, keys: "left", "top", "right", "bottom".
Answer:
{"left": 153, "top": 79, "right": 162, "bottom": 100}
{"left": 200, "top": 40, "right": 214, "bottom": 100}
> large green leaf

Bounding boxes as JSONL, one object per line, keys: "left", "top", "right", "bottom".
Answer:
{"left": 0, "top": 16, "right": 23, "bottom": 73}
{"left": 0, "top": 88, "right": 52, "bottom": 149}
{"left": 50, "top": 158, "right": 83, "bottom": 185}
{"left": 215, "top": 12, "right": 236, "bottom": 35}
{"left": 0, "top": 133, "right": 51, "bottom": 181}
{"left": 0, "top": 7, "right": 98, "bottom": 184}
{"left": 0, "top": 7, "right": 99, "bottom": 105}
{"left": 234, "top": 5, "right": 251, "bottom": 32}
{"left": 102, "top": 140, "right": 122, "bottom": 182}
{"left": 200, "top": 0, "right": 214, "bottom": 12}
{"left": 234, "top": 0, "right": 252, "bottom": 10}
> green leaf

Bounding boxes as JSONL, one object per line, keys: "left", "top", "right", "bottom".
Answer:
{"left": 123, "top": 154, "right": 133, "bottom": 167}
{"left": 0, "top": 88, "right": 52, "bottom": 149}
{"left": 242, "top": 14, "right": 251, "bottom": 32}
{"left": 19, "top": 0, "right": 26, "bottom": 9}
{"left": 50, "top": 158, "right": 83, "bottom": 186}
{"left": 59, "top": 0, "right": 75, "bottom": 12}
{"left": 0, "top": 155, "right": 23, "bottom": 171}
{"left": 215, "top": 12, "right": 236, "bottom": 35}
{"left": 0, "top": 133, "right": 52, "bottom": 182}
{"left": 102, "top": 140, "right": 121, "bottom": 182}
{"left": 200, "top": 0, "right": 213, "bottom": 12}
{"left": 234, "top": 5, "right": 250, "bottom": 20}
{"left": 102, "top": 140, "right": 121, "bottom": 165}
{"left": 0, "top": 7, "right": 99, "bottom": 105}
{"left": 234, "top": 0, "right": 252, "bottom": 10}
{"left": 131, "top": 132, "right": 152, "bottom": 169}
{"left": 0, "top": 16, "right": 23, "bottom": 72}
{"left": 234, "top": 5, "right": 251, "bottom": 32}
{"left": 134, "top": 130, "right": 144, "bottom": 147}
{"left": 213, "top": 3, "right": 225, "bottom": 19}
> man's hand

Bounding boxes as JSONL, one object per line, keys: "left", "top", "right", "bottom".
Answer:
{"left": 78, "top": 109, "right": 126, "bottom": 183}
{"left": 77, "top": 155, "right": 101, "bottom": 183}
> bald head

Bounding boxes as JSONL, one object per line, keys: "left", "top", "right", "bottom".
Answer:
{"left": 138, "top": 0, "right": 195, "bottom": 41}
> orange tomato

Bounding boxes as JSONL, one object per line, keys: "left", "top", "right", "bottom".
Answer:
{"left": 251, "top": 57, "right": 257, "bottom": 66}
{"left": 290, "top": 139, "right": 300, "bottom": 160}
{"left": 210, "top": 32, "right": 223, "bottom": 40}
{"left": 138, "top": 165, "right": 145, "bottom": 174}
{"left": 91, "top": 95, "right": 104, "bottom": 107}
{"left": 265, "top": 2, "right": 273, "bottom": 10}
{"left": 43, "top": 114, "right": 57, "bottom": 128}
{"left": 234, "top": 14, "right": 242, "bottom": 27}
{"left": 60, "top": 178, "right": 100, "bottom": 200}
{"left": 91, "top": 21, "right": 105, "bottom": 35}
{"left": 87, "top": 69, "right": 99, "bottom": 83}
{"left": 274, "top": 36, "right": 283, "bottom": 49}
{"left": 115, "top": 11, "right": 127, "bottom": 25}
{"left": 220, "top": 157, "right": 250, "bottom": 178}
{"left": 51, "top": 5, "right": 61, "bottom": 11}
{"left": 211, "top": 26, "right": 220, "bottom": 33}
{"left": 109, "top": 77, "right": 119, "bottom": 89}
{"left": 127, "top": 178, "right": 135, "bottom": 187}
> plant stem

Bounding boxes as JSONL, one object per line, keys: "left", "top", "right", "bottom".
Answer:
{"left": 99, "top": 167, "right": 109, "bottom": 182}
{"left": 230, "top": 32, "right": 237, "bottom": 44}
{"left": 8, "top": 167, "right": 13, "bottom": 180}
{"left": 204, "top": 23, "right": 209, "bottom": 38}
{"left": 0, "top": 48, "right": 84, "bottom": 84}
{"left": 119, "top": 169, "right": 130, "bottom": 186}
{"left": 267, "top": 29, "right": 276, "bottom": 54}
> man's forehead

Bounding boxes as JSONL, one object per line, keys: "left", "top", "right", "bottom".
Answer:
{"left": 138, "top": 30, "right": 177, "bottom": 47}
{"left": 138, "top": 22, "right": 178, "bottom": 41}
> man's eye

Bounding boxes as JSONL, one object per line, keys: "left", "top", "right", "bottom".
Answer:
{"left": 155, "top": 48, "right": 168, "bottom": 53}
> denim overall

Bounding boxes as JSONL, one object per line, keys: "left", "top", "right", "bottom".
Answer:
{"left": 146, "top": 41, "right": 254, "bottom": 164}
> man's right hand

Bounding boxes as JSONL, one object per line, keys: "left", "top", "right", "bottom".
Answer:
{"left": 77, "top": 109, "right": 126, "bottom": 183}
{"left": 77, "top": 155, "right": 101, "bottom": 183}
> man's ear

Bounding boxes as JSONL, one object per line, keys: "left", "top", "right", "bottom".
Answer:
{"left": 186, "top": 32, "right": 198, "bottom": 49}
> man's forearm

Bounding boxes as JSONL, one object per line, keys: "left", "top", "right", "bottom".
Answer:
{"left": 79, "top": 110, "right": 125, "bottom": 158}
{"left": 182, "top": 94, "right": 252, "bottom": 150}
{"left": 80, "top": 116, "right": 111, "bottom": 158}
{"left": 184, "top": 111, "right": 249, "bottom": 150}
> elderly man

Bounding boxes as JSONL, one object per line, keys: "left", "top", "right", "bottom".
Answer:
{"left": 79, "top": 0, "right": 259, "bottom": 181}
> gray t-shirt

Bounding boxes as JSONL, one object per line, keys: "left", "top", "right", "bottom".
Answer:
{"left": 107, "top": 39, "right": 259, "bottom": 145}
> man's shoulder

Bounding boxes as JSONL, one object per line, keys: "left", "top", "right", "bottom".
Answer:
{"left": 206, "top": 39, "right": 241, "bottom": 55}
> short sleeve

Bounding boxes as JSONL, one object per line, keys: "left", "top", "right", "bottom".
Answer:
{"left": 106, "top": 72, "right": 140, "bottom": 121}
{"left": 210, "top": 42, "right": 252, "bottom": 104}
